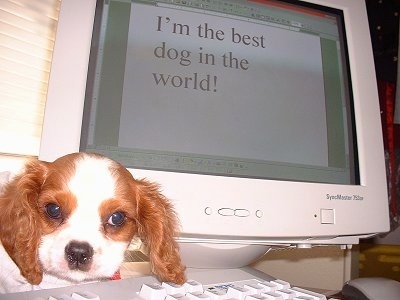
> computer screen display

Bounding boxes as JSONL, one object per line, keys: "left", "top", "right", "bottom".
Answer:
{"left": 81, "top": 0, "right": 355, "bottom": 185}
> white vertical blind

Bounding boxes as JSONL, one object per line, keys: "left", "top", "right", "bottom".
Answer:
{"left": 0, "top": 0, "right": 60, "bottom": 157}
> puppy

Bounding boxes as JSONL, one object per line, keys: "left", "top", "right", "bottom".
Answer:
{"left": 0, "top": 152, "right": 185, "bottom": 293}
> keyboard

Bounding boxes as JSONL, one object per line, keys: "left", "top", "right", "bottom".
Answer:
{"left": 0, "top": 267, "right": 336, "bottom": 300}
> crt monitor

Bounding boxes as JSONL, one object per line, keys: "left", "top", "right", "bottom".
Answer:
{"left": 40, "top": 0, "right": 390, "bottom": 268}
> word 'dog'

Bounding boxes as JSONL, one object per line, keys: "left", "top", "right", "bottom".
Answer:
{"left": 154, "top": 42, "right": 191, "bottom": 66}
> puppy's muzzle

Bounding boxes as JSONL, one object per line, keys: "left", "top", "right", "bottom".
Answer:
{"left": 65, "top": 241, "right": 94, "bottom": 271}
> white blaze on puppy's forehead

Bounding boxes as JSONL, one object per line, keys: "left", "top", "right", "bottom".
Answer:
{"left": 68, "top": 156, "right": 116, "bottom": 202}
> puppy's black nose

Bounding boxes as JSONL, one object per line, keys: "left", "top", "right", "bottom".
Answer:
{"left": 65, "top": 241, "right": 94, "bottom": 271}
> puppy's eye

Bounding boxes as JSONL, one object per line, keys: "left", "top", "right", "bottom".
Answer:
{"left": 45, "top": 203, "right": 62, "bottom": 219}
{"left": 107, "top": 212, "right": 126, "bottom": 226}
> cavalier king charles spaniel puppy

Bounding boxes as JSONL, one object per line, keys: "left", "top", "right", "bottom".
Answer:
{"left": 0, "top": 152, "right": 185, "bottom": 293}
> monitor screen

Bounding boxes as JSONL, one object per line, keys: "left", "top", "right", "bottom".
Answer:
{"left": 81, "top": 0, "right": 355, "bottom": 186}
{"left": 40, "top": 0, "right": 390, "bottom": 268}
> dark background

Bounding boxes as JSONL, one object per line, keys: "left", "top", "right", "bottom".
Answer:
{"left": 366, "top": 0, "right": 399, "bottom": 83}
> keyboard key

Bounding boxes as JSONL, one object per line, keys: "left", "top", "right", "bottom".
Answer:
{"left": 226, "top": 285, "right": 252, "bottom": 300}
{"left": 245, "top": 294, "right": 268, "bottom": 300}
{"left": 261, "top": 292, "right": 284, "bottom": 300}
{"left": 244, "top": 283, "right": 264, "bottom": 294}
{"left": 257, "top": 282, "right": 278, "bottom": 292}
{"left": 139, "top": 283, "right": 168, "bottom": 300}
{"left": 162, "top": 282, "right": 186, "bottom": 296}
{"left": 204, "top": 287, "right": 228, "bottom": 300}
{"left": 186, "top": 292, "right": 211, "bottom": 300}
{"left": 275, "top": 289, "right": 296, "bottom": 299}
{"left": 165, "top": 294, "right": 187, "bottom": 300}
{"left": 270, "top": 280, "right": 290, "bottom": 290}
{"left": 49, "top": 295, "right": 75, "bottom": 300}
{"left": 72, "top": 291, "right": 101, "bottom": 300}
{"left": 184, "top": 280, "right": 204, "bottom": 293}
{"left": 289, "top": 287, "right": 327, "bottom": 300}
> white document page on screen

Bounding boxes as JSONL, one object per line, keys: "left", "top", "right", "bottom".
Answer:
{"left": 118, "top": 2, "right": 328, "bottom": 167}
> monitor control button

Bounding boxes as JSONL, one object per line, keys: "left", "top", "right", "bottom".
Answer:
{"left": 218, "top": 208, "right": 235, "bottom": 216}
{"left": 204, "top": 207, "right": 213, "bottom": 215}
{"left": 320, "top": 208, "right": 335, "bottom": 224}
{"left": 234, "top": 209, "right": 250, "bottom": 217}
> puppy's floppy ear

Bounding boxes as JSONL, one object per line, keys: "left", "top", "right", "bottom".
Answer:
{"left": 134, "top": 179, "right": 186, "bottom": 284}
{"left": 0, "top": 159, "right": 49, "bottom": 285}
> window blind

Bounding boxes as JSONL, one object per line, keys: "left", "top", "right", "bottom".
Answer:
{"left": 0, "top": 0, "right": 60, "bottom": 161}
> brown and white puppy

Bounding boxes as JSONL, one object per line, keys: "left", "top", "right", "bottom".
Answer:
{"left": 0, "top": 152, "right": 185, "bottom": 293}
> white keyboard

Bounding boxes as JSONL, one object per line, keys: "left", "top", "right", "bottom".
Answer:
{"left": 0, "top": 268, "right": 330, "bottom": 300}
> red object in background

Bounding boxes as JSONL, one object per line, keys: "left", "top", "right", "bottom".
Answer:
{"left": 378, "top": 80, "right": 400, "bottom": 226}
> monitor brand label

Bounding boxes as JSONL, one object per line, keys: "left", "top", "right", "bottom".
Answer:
{"left": 326, "top": 194, "right": 364, "bottom": 201}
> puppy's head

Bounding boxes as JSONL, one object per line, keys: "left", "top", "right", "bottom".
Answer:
{"left": 0, "top": 152, "right": 185, "bottom": 285}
